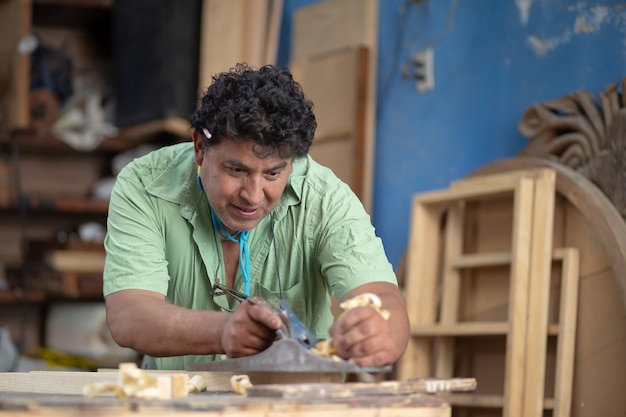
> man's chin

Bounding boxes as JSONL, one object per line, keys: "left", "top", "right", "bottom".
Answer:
{"left": 225, "top": 218, "right": 262, "bottom": 233}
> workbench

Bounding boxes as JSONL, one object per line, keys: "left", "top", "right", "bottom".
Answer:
{"left": 0, "top": 391, "right": 450, "bottom": 416}
{"left": 0, "top": 371, "right": 453, "bottom": 417}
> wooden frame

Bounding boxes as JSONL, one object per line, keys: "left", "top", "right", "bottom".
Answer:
{"left": 468, "top": 157, "right": 626, "bottom": 416}
{"left": 398, "top": 169, "right": 561, "bottom": 417}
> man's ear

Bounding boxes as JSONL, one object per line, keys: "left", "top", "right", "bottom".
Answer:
{"left": 192, "top": 130, "right": 205, "bottom": 165}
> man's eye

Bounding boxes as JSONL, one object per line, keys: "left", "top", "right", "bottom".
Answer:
{"left": 266, "top": 171, "right": 280, "bottom": 179}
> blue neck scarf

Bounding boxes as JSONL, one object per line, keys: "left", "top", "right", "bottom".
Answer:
{"left": 198, "top": 171, "right": 252, "bottom": 296}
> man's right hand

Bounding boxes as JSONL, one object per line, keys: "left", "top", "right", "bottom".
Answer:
{"left": 219, "top": 299, "right": 283, "bottom": 357}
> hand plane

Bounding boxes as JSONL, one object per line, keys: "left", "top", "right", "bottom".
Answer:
{"left": 187, "top": 292, "right": 391, "bottom": 374}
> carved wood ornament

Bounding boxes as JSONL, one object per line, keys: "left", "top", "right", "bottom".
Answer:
{"left": 518, "top": 77, "right": 626, "bottom": 218}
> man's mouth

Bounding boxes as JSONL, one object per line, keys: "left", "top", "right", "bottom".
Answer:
{"left": 233, "top": 205, "right": 260, "bottom": 217}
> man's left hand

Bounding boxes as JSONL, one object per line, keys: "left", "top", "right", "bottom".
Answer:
{"left": 328, "top": 282, "right": 410, "bottom": 368}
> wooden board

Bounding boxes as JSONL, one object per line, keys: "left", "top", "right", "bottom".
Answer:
{"left": 0, "top": 370, "right": 232, "bottom": 394}
{"left": 291, "top": 0, "right": 378, "bottom": 213}
{"left": 0, "top": 390, "right": 451, "bottom": 417}
{"left": 198, "top": 0, "right": 280, "bottom": 91}
{"left": 300, "top": 46, "right": 368, "bottom": 199}
{"left": 0, "top": 0, "right": 31, "bottom": 129}
{"left": 245, "top": 378, "right": 476, "bottom": 399}
{"left": 0, "top": 370, "right": 357, "bottom": 396}
{"left": 291, "top": 0, "right": 377, "bottom": 63}
{"left": 0, "top": 152, "right": 107, "bottom": 199}
{"left": 0, "top": 370, "right": 451, "bottom": 416}
{"left": 199, "top": 0, "right": 245, "bottom": 90}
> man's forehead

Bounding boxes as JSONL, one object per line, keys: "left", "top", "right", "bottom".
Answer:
{"left": 208, "top": 139, "right": 292, "bottom": 165}
{"left": 223, "top": 157, "right": 291, "bottom": 170}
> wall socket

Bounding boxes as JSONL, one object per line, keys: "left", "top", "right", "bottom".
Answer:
{"left": 412, "top": 48, "right": 435, "bottom": 93}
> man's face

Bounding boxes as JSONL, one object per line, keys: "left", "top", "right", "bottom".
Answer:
{"left": 193, "top": 132, "right": 293, "bottom": 232}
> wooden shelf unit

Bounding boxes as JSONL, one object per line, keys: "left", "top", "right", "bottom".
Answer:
{"left": 397, "top": 168, "right": 581, "bottom": 417}
{"left": 0, "top": 0, "right": 192, "bottom": 357}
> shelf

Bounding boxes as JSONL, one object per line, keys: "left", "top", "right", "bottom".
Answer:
{"left": 0, "top": 196, "right": 109, "bottom": 214}
{"left": 32, "top": 0, "right": 112, "bottom": 32}
{"left": 34, "top": 0, "right": 113, "bottom": 7}
{"left": 0, "top": 290, "right": 46, "bottom": 304}
{"left": 0, "top": 289, "right": 102, "bottom": 304}
{"left": 102, "top": 116, "right": 191, "bottom": 149}
{"left": 0, "top": 117, "right": 190, "bottom": 154}
{"left": 439, "top": 393, "right": 556, "bottom": 410}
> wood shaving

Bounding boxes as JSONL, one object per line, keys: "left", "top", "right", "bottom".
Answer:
{"left": 83, "top": 362, "right": 189, "bottom": 399}
{"left": 186, "top": 374, "right": 208, "bottom": 394}
{"left": 312, "top": 293, "right": 390, "bottom": 359}
{"left": 339, "top": 293, "right": 390, "bottom": 320}
{"left": 231, "top": 374, "right": 253, "bottom": 395}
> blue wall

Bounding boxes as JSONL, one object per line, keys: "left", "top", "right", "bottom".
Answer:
{"left": 278, "top": 0, "right": 626, "bottom": 269}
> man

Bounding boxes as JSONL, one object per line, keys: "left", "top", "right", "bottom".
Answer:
{"left": 104, "top": 64, "right": 409, "bottom": 370}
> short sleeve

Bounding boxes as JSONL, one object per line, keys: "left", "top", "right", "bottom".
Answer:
{"left": 103, "top": 166, "right": 170, "bottom": 296}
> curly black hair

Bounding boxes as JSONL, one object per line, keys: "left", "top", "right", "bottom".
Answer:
{"left": 189, "top": 63, "right": 317, "bottom": 159}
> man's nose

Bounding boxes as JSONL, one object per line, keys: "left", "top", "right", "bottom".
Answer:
{"left": 240, "top": 177, "right": 263, "bottom": 205}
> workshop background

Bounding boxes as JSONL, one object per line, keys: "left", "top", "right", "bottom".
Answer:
{"left": 1, "top": 0, "right": 626, "bottom": 415}
{"left": 278, "top": 0, "right": 626, "bottom": 268}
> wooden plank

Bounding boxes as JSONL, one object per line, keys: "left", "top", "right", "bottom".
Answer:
{"left": 436, "top": 202, "right": 465, "bottom": 377}
{"left": 0, "top": 391, "right": 452, "bottom": 417}
{"left": 291, "top": 0, "right": 378, "bottom": 213}
{"left": 0, "top": 370, "right": 234, "bottom": 394}
{"left": 411, "top": 322, "right": 509, "bottom": 336}
{"left": 263, "top": 0, "right": 283, "bottom": 66}
{"left": 0, "top": 370, "right": 349, "bottom": 396}
{"left": 452, "top": 252, "right": 512, "bottom": 268}
{"left": 245, "top": 378, "right": 477, "bottom": 399}
{"left": 304, "top": 46, "right": 368, "bottom": 199}
{"left": 0, "top": 0, "right": 32, "bottom": 129}
{"left": 451, "top": 168, "right": 554, "bottom": 194}
{"left": 439, "top": 393, "right": 505, "bottom": 408}
{"left": 521, "top": 169, "right": 556, "bottom": 417}
{"left": 301, "top": 47, "right": 362, "bottom": 142}
{"left": 291, "top": 0, "right": 376, "bottom": 62}
{"left": 552, "top": 248, "right": 579, "bottom": 417}
{"left": 198, "top": 0, "right": 245, "bottom": 90}
{"left": 503, "top": 177, "right": 535, "bottom": 417}
{"left": 440, "top": 393, "right": 557, "bottom": 409}
{"left": 198, "top": 0, "right": 273, "bottom": 91}
{"left": 243, "top": 0, "right": 268, "bottom": 69}
{"left": 397, "top": 201, "right": 443, "bottom": 379}
{"left": 413, "top": 185, "right": 515, "bottom": 206}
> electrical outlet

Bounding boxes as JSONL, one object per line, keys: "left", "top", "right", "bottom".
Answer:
{"left": 412, "top": 48, "right": 435, "bottom": 93}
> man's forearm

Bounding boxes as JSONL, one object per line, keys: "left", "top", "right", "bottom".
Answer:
{"left": 105, "top": 290, "right": 229, "bottom": 357}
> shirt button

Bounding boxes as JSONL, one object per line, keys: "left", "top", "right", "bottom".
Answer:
{"left": 220, "top": 354, "right": 227, "bottom": 360}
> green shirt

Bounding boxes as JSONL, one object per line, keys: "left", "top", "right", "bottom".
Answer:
{"left": 104, "top": 142, "right": 397, "bottom": 370}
